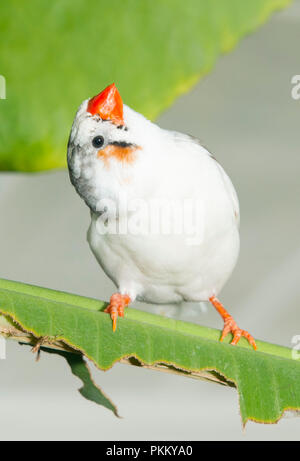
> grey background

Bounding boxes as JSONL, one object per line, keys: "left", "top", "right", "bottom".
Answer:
{"left": 0, "top": 1, "right": 300, "bottom": 440}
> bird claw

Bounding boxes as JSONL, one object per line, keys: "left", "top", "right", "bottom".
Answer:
{"left": 209, "top": 296, "right": 257, "bottom": 351}
{"left": 220, "top": 316, "right": 257, "bottom": 350}
{"left": 104, "top": 293, "right": 131, "bottom": 332}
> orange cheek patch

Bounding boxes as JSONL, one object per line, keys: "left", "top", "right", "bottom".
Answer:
{"left": 97, "top": 145, "right": 140, "bottom": 167}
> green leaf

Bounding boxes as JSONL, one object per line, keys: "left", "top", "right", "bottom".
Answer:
{"left": 40, "top": 347, "right": 119, "bottom": 416}
{"left": 0, "top": 277, "right": 299, "bottom": 426}
{"left": 0, "top": 0, "right": 291, "bottom": 171}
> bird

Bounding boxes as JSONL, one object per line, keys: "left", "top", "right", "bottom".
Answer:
{"left": 67, "top": 83, "right": 256, "bottom": 350}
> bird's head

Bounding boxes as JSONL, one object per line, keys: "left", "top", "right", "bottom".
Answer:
{"left": 67, "top": 83, "right": 159, "bottom": 211}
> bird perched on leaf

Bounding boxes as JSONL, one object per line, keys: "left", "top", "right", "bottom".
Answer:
{"left": 67, "top": 83, "right": 256, "bottom": 350}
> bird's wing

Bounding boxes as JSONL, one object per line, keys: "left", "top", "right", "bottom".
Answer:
{"left": 167, "top": 130, "right": 240, "bottom": 227}
{"left": 215, "top": 161, "right": 240, "bottom": 228}
{"left": 167, "top": 130, "right": 215, "bottom": 158}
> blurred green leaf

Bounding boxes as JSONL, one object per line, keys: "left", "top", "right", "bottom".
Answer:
{"left": 1, "top": 277, "right": 300, "bottom": 426}
{"left": 0, "top": 0, "right": 291, "bottom": 171}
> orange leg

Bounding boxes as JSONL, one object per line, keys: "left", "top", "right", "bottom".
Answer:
{"left": 209, "top": 296, "right": 257, "bottom": 350}
{"left": 104, "top": 293, "right": 131, "bottom": 332}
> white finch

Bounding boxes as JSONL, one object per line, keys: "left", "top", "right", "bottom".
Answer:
{"left": 67, "top": 83, "right": 256, "bottom": 349}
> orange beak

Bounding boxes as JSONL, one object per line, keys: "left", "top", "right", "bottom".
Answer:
{"left": 87, "top": 83, "right": 124, "bottom": 125}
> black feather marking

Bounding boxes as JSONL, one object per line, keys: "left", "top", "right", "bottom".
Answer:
{"left": 109, "top": 141, "right": 134, "bottom": 148}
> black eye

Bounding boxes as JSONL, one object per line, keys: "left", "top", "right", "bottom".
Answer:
{"left": 92, "top": 135, "right": 104, "bottom": 148}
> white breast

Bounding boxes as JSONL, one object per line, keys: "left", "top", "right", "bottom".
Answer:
{"left": 87, "top": 134, "right": 240, "bottom": 304}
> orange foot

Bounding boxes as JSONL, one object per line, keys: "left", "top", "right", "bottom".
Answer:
{"left": 104, "top": 293, "right": 131, "bottom": 332}
{"left": 209, "top": 296, "right": 257, "bottom": 350}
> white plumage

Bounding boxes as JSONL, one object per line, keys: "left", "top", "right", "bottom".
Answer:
{"left": 67, "top": 84, "right": 255, "bottom": 349}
